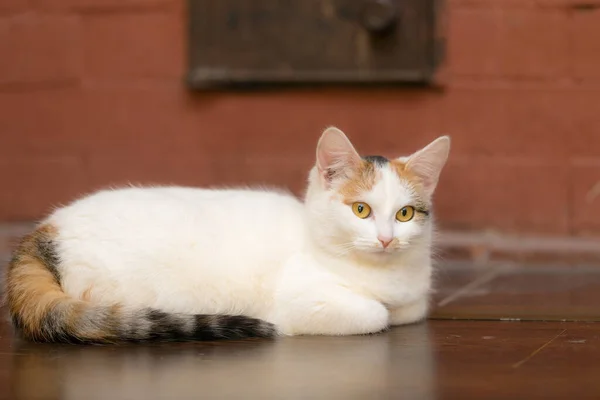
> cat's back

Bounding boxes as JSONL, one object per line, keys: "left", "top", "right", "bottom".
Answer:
{"left": 50, "top": 185, "right": 304, "bottom": 230}
{"left": 29, "top": 186, "right": 305, "bottom": 316}
{"left": 47, "top": 186, "right": 305, "bottom": 281}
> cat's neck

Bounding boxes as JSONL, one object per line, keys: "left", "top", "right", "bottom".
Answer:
{"left": 304, "top": 235, "right": 433, "bottom": 307}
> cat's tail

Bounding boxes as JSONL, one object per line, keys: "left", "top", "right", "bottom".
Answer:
{"left": 4, "top": 224, "right": 276, "bottom": 344}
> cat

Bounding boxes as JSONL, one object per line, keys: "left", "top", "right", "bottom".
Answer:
{"left": 4, "top": 127, "right": 450, "bottom": 344}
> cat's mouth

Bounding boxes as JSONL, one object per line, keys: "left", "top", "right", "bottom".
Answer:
{"left": 374, "top": 241, "right": 409, "bottom": 254}
{"left": 351, "top": 240, "right": 409, "bottom": 255}
{"left": 364, "top": 246, "right": 402, "bottom": 254}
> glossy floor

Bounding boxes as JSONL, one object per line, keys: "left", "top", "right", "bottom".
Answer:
{"left": 1, "top": 228, "right": 600, "bottom": 399}
{"left": 432, "top": 261, "right": 600, "bottom": 322}
{"left": 1, "top": 320, "right": 598, "bottom": 399}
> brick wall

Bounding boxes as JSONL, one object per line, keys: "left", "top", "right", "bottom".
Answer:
{"left": 1, "top": 0, "right": 599, "bottom": 237}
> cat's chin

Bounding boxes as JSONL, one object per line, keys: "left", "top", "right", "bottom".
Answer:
{"left": 358, "top": 243, "right": 409, "bottom": 255}
{"left": 355, "top": 248, "right": 402, "bottom": 261}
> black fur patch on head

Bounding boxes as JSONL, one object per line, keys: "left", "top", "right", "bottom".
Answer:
{"left": 362, "top": 155, "right": 389, "bottom": 166}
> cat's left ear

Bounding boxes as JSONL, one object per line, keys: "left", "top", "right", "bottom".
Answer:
{"left": 404, "top": 136, "right": 451, "bottom": 197}
{"left": 316, "top": 127, "right": 361, "bottom": 187}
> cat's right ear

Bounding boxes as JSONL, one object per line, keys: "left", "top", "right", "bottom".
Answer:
{"left": 316, "top": 127, "right": 361, "bottom": 187}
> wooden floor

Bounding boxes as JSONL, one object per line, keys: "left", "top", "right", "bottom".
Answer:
{"left": 1, "top": 319, "right": 598, "bottom": 399}
{"left": 1, "top": 243, "right": 600, "bottom": 398}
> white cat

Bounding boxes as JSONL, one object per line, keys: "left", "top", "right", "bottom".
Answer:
{"left": 5, "top": 127, "right": 450, "bottom": 343}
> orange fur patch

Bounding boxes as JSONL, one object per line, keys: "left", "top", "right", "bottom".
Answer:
{"left": 6, "top": 252, "right": 69, "bottom": 339}
{"left": 6, "top": 224, "right": 118, "bottom": 342}
{"left": 339, "top": 159, "right": 379, "bottom": 201}
{"left": 391, "top": 160, "right": 427, "bottom": 196}
{"left": 390, "top": 160, "right": 431, "bottom": 213}
{"left": 390, "top": 160, "right": 418, "bottom": 184}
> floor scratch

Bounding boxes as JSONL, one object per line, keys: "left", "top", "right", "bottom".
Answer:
{"left": 512, "top": 329, "right": 567, "bottom": 369}
{"left": 437, "top": 266, "right": 506, "bottom": 307}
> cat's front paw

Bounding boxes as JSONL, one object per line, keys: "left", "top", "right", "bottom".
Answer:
{"left": 389, "top": 297, "right": 429, "bottom": 326}
{"left": 277, "top": 293, "right": 390, "bottom": 336}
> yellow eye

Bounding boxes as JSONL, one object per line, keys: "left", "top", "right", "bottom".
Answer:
{"left": 352, "top": 202, "right": 371, "bottom": 219}
{"left": 396, "top": 206, "right": 415, "bottom": 222}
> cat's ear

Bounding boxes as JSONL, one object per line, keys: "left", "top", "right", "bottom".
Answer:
{"left": 405, "top": 136, "right": 451, "bottom": 197}
{"left": 316, "top": 127, "right": 361, "bottom": 187}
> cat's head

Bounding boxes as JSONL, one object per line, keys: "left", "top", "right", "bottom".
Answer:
{"left": 305, "top": 127, "right": 450, "bottom": 262}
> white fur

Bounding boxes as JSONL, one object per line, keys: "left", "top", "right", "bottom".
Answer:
{"left": 46, "top": 128, "right": 450, "bottom": 336}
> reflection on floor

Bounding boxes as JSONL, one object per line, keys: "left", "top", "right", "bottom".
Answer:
{"left": 432, "top": 261, "right": 600, "bottom": 322}
{"left": 1, "top": 319, "right": 598, "bottom": 399}
{"left": 1, "top": 225, "right": 599, "bottom": 399}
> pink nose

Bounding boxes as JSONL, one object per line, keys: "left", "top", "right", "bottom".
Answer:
{"left": 378, "top": 237, "right": 392, "bottom": 248}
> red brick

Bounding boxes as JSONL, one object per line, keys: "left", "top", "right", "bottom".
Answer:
{"left": 321, "top": 90, "right": 443, "bottom": 157}
{"left": 32, "top": 0, "right": 177, "bottom": 11}
{"left": 571, "top": 9, "right": 600, "bottom": 79}
{"left": 0, "top": 85, "right": 236, "bottom": 159}
{"left": 85, "top": 154, "right": 312, "bottom": 196}
{"left": 435, "top": 158, "right": 570, "bottom": 234}
{"left": 184, "top": 89, "right": 444, "bottom": 160}
{"left": 85, "top": 154, "right": 215, "bottom": 189}
{"left": 237, "top": 155, "right": 312, "bottom": 195}
{"left": 0, "top": 14, "right": 81, "bottom": 86}
{"left": 440, "top": 88, "right": 572, "bottom": 160}
{"left": 571, "top": 161, "right": 600, "bottom": 235}
{"left": 0, "top": 83, "right": 583, "bottom": 232}
{"left": 0, "top": 89, "right": 86, "bottom": 157}
{"left": 0, "top": 157, "right": 86, "bottom": 221}
{"left": 70, "top": 87, "right": 445, "bottom": 160}
{"left": 504, "top": 89, "right": 571, "bottom": 159}
{"left": 62, "top": 88, "right": 308, "bottom": 157}
{"left": 0, "top": 0, "right": 30, "bottom": 14}
{"left": 82, "top": 12, "right": 183, "bottom": 80}
{"left": 448, "top": 7, "right": 568, "bottom": 78}
{"left": 450, "top": 0, "right": 576, "bottom": 6}
{"left": 20, "top": 87, "right": 282, "bottom": 159}
{"left": 72, "top": 86, "right": 216, "bottom": 156}
{"left": 440, "top": 89, "right": 508, "bottom": 157}
{"left": 448, "top": 8, "right": 500, "bottom": 76}
{"left": 73, "top": 88, "right": 446, "bottom": 195}
{"left": 449, "top": 0, "right": 529, "bottom": 8}
{"left": 0, "top": 85, "right": 195, "bottom": 158}
{"left": 565, "top": 89, "right": 600, "bottom": 158}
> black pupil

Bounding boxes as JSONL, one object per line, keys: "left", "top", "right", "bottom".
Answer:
{"left": 401, "top": 208, "right": 407, "bottom": 216}
{"left": 358, "top": 204, "right": 364, "bottom": 213}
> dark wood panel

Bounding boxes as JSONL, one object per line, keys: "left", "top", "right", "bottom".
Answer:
{"left": 187, "top": 0, "right": 444, "bottom": 88}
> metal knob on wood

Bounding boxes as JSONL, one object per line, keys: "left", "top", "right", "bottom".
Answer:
{"left": 360, "top": 0, "right": 397, "bottom": 35}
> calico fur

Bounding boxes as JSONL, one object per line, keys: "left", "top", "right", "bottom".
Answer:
{"left": 5, "top": 127, "right": 450, "bottom": 343}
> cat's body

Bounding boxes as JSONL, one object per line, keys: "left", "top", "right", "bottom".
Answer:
{"left": 5, "top": 128, "right": 450, "bottom": 343}
{"left": 52, "top": 187, "right": 305, "bottom": 323}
